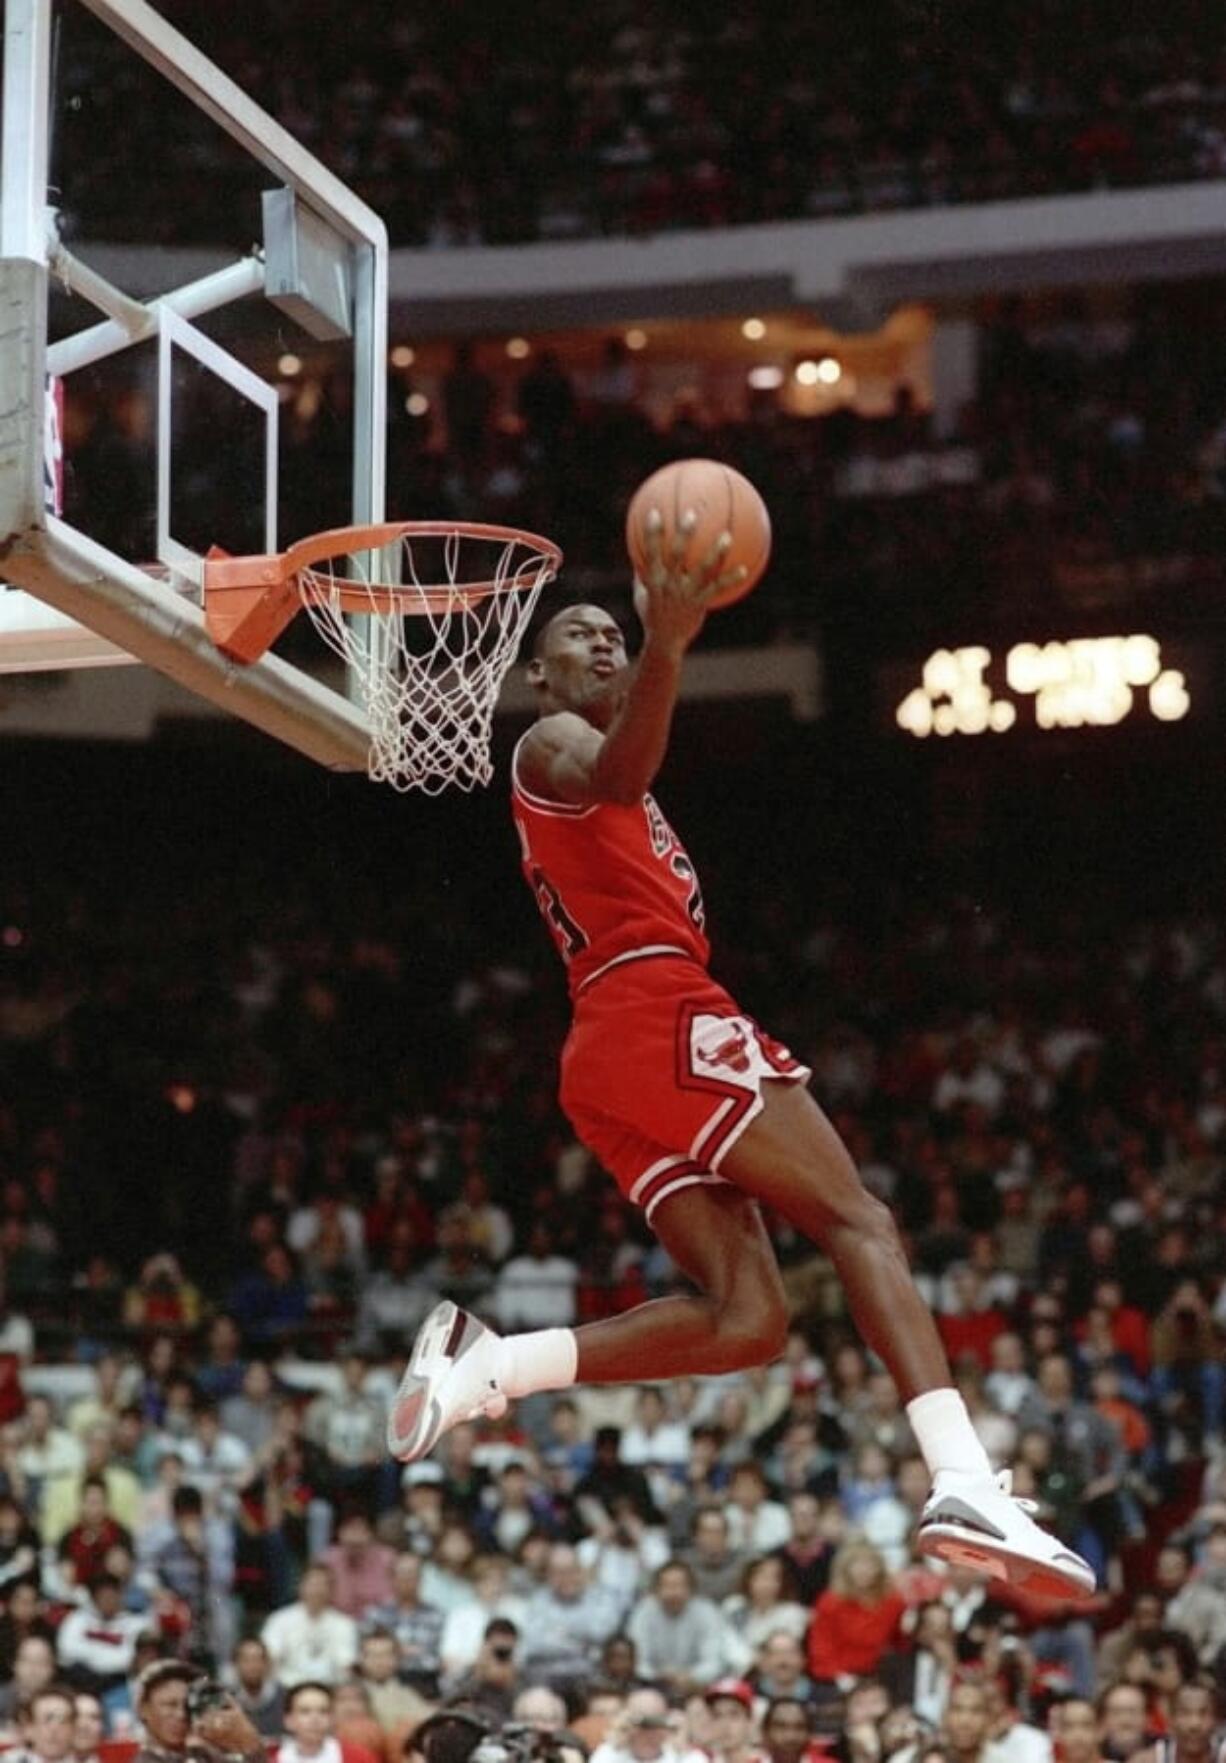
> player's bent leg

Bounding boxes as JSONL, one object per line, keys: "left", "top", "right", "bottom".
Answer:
{"left": 718, "top": 1079, "right": 950, "bottom": 1401}
{"left": 388, "top": 1185, "right": 786, "bottom": 1463}
{"left": 574, "top": 1181, "right": 789, "bottom": 1382}
{"left": 718, "top": 1080, "right": 1095, "bottom": 1600}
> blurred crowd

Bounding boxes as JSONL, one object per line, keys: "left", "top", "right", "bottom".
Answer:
{"left": 4, "top": 767, "right": 1226, "bottom": 1762}
{"left": 53, "top": 2, "right": 1226, "bottom": 245}
{"left": 61, "top": 283, "right": 1226, "bottom": 650}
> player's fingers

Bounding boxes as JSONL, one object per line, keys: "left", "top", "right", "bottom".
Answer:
{"left": 668, "top": 507, "right": 698, "bottom": 569}
{"left": 642, "top": 506, "right": 665, "bottom": 578}
{"left": 695, "top": 529, "right": 732, "bottom": 581}
{"left": 702, "top": 562, "right": 749, "bottom": 602}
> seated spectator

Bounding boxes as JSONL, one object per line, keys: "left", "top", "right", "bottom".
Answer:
{"left": 880, "top": 1599, "right": 956, "bottom": 1728}
{"left": 446, "top": 1618, "right": 522, "bottom": 1723}
{"left": 1096, "top": 1681, "right": 1150, "bottom": 1762}
{"left": 17, "top": 1398, "right": 84, "bottom": 1529}
{"left": 723, "top": 1557, "right": 809, "bottom": 1655}
{"left": 940, "top": 1682, "right": 995, "bottom": 1763}
{"left": 178, "top": 1400, "right": 251, "bottom": 1503}
{"left": 123, "top": 1255, "right": 201, "bottom": 1336}
{"left": 13, "top": 1683, "right": 77, "bottom": 1763}
{"left": 224, "top": 1636, "right": 285, "bottom": 1739}
{"left": 55, "top": 1573, "right": 146, "bottom": 1697}
{"left": 220, "top": 1361, "right": 280, "bottom": 1456}
{"left": 0, "top": 1492, "right": 44, "bottom": 1595}
{"left": 332, "top": 1682, "right": 390, "bottom": 1763}
{"left": 627, "top": 1559, "right": 751, "bottom": 1694}
{"left": 377, "top": 1464, "right": 446, "bottom": 1556}
{"left": 148, "top": 1484, "right": 235, "bottom": 1666}
{"left": 0, "top": 1584, "right": 56, "bottom": 1682}
{"left": 439, "top": 1554, "right": 524, "bottom": 1681}
{"left": 0, "top": 1635, "right": 57, "bottom": 1728}
{"left": 703, "top": 1680, "right": 760, "bottom": 1763}
{"left": 518, "top": 1542, "right": 622, "bottom": 1689}
{"left": 681, "top": 1508, "right": 745, "bottom": 1605}
{"left": 773, "top": 1494, "right": 840, "bottom": 1607}
{"left": 304, "top": 1350, "right": 385, "bottom": 1510}
{"left": 1133, "top": 1681, "right": 1219, "bottom": 1763}
{"left": 363, "top": 1550, "right": 445, "bottom": 1688}
{"left": 807, "top": 1540, "right": 904, "bottom": 1688}
{"left": 71, "top": 1692, "right": 103, "bottom": 1763}
{"left": 751, "top": 1633, "right": 816, "bottom": 1707}
{"left": 321, "top": 1507, "right": 396, "bottom": 1619}
{"left": 194, "top": 1315, "right": 246, "bottom": 1405}
{"left": 274, "top": 1682, "right": 378, "bottom": 1763}
{"left": 494, "top": 1221, "right": 578, "bottom": 1331}
{"left": 760, "top": 1699, "right": 826, "bottom": 1763}
{"left": 724, "top": 1464, "right": 791, "bottom": 1554}
{"left": 575, "top": 1428, "right": 659, "bottom": 1529}
{"left": 621, "top": 1389, "right": 690, "bottom": 1472}
{"left": 227, "top": 1246, "right": 311, "bottom": 1346}
{"left": 131, "top": 1661, "right": 199, "bottom": 1763}
{"left": 57, "top": 1478, "right": 133, "bottom": 1595}
{"left": 44, "top": 1428, "right": 140, "bottom": 1547}
{"left": 261, "top": 1561, "right": 359, "bottom": 1687}
{"left": 355, "top": 1627, "right": 434, "bottom": 1737}
{"left": 65, "top": 1356, "right": 135, "bottom": 1442}
{"left": 596, "top": 1685, "right": 709, "bottom": 1763}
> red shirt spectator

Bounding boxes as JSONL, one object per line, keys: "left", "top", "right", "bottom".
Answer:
{"left": 807, "top": 1540, "right": 905, "bottom": 1683}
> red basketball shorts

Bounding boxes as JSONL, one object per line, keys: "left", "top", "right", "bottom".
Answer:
{"left": 559, "top": 954, "right": 811, "bottom": 1225}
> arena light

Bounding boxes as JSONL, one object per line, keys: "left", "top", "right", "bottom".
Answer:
{"left": 506, "top": 337, "right": 531, "bottom": 359}
{"left": 794, "top": 360, "right": 821, "bottom": 386}
{"left": 624, "top": 328, "right": 648, "bottom": 351}
{"left": 406, "top": 392, "right": 430, "bottom": 416}
{"left": 747, "top": 365, "right": 785, "bottom": 390}
{"left": 816, "top": 356, "right": 842, "bottom": 384}
{"left": 277, "top": 352, "right": 302, "bottom": 377}
{"left": 741, "top": 318, "right": 767, "bottom": 341}
{"left": 390, "top": 344, "right": 415, "bottom": 368}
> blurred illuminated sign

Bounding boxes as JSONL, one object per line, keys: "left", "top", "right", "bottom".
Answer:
{"left": 895, "top": 636, "right": 1190, "bottom": 738}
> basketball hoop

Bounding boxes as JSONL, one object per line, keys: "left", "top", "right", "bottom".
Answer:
{"left": 203, "top": 521, "right": 562, "bottom": 793}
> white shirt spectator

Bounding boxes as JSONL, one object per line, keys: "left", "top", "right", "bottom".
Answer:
{"left": 261, "top": 1600, "right": 358, "bottom": 1687}
{"left": 57, "top": 1597, "right": 147, "bottom": 1681}
{"left": 495, "top": 1237, "right": 578, "bottom": 1330}
{"left": 986, "top": 1722, "right": 1053, "bottom": 1763}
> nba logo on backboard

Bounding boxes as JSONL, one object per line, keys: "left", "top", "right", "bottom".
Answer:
{"left": 42, "top": 375, "right": 63, "bottom": 517}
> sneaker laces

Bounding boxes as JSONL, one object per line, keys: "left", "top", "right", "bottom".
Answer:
{"left": 996, "top": 1467, "right": 1039, "bottom": 1517}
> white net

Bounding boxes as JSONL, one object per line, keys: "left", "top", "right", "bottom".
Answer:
{"left": 297, "top": 527, "right": 557, "bottom": 794}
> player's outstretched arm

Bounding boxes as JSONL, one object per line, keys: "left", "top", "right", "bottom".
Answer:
{"left": 523, "top": 511, "right": 746, "bottom": 807}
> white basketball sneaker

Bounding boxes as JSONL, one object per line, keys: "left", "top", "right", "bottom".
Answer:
{"left": 387, "top": 1301, "right": 508, "bottom": 1463}
{"left": 919, "top": 1468, "right": 1096, "bottom": 1599}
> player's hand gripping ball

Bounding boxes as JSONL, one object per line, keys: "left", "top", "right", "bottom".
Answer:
{"left": 625, "top": 458, "right": 772, "bottom": 610}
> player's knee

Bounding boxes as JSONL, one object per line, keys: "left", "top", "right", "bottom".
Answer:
{"left": 717, "top": 1285, "right": 789, "bottom": 1368}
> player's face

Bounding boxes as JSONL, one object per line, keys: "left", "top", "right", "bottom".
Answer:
{"left": 530, "top": 606, "right": 628, "bottom": 719}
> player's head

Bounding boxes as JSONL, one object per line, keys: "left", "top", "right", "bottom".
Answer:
{"left": 527, "top": 603, "right": 628, "bottom": 723}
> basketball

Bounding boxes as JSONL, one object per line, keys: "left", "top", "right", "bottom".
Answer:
{"left": 625, "top": 458, "right": 772, "bottom": 610}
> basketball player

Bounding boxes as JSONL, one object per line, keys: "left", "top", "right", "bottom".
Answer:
{"left": 388, "top": 509, "right": 1094, "bottom": 1600}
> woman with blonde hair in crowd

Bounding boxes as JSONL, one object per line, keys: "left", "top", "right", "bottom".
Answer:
{"left": 807, "top": 1538, "right": 904, "bottom": 1688}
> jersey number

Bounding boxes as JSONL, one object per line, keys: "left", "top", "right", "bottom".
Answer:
{"left": 670, "top": 850, "right": 706, "bottom": 930}
{"left": 530, "top": 866, "right": 590, "bottom": 962}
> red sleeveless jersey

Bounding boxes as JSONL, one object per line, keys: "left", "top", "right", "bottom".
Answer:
{"left": 511, "top": 734, "right": 710, "bottom": 997}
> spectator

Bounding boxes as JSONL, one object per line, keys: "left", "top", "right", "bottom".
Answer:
{"left": 1050, "top": 1700, "right": 1104, "bottom": 1763}
{"left": 274, "top": 1682, "right": 379, "bottom": 1763}
{"left": 220, "top": 1362, "right": 280, "bottom": 1457}
{"left": 751, "top": 1634, "right": 816, "bottom": 1707}
{"left": 807, "top": 1540, "right": 904, "bottom": 1687}
{"left": 70, "top": 1693, "right": 103, "bottom": 1763}
{"left": 703, "top": 1680, "right": 759, "bottom": 1763}
{"left": 518, "top": 1542, "right": 622, "bottom": 1689}
{"left": 131, "top": 1662, "right": 198, "bottom": 1763}
{"left": 55, "top": 1574, "right": 146, "bottom": 1697}
{"left": 320, "top": 1508, "right": 396, "bottom": 1619}
{"left": 225, "top": 1637, "right": 285, "bottom": 1740}
{"left": 446, "top": 1618, "right": 522, "bottom": 1723}
{"left": 179, "top": 1401, "right": 251, "bottom": 1503}
{"left": 363, "top": 1549, "right": 445, "bottom": 1686}
{"left": 261, "top": 1562, "right": 359, "bottom": 1687}
{"left": 0, "top": 1637, "right": 57, "bottom": 1727}
{"left": 439, "top": 1554, "right": 524, "bottom": 1681}
{"left": 354, "top": 1628, "right": 434, "bottom": 1737}
{"left": 13, "top": 1685, "right": 77, "bottom": 1763}
{"left": 880, "top": 1600, "right": 957, "bottom": 1727}
{"left": 724, "top": 1465, "right": 791, "bottom": 1554}
{"left": 760, "top": 1700, "right": 825, "bottom": 1763}
{"left": 627, "top": 1559, "right": 750, "bottom": 1694}
{"left": 56, "top": 1480, "right": 132, "bottom": 1594}
{"left": 376, "top": 1465, "right": 446, "bottom": 1556}
{"left": 723, "top": 1557, "right": 809, "bottom": 1654}
{"left": 590, "top": 1686, "right": 706, "bottom": 1763}
{"left": 494, "top": 1222, "right": 578, "bottom": 1331}
{"left": 621, "top": 1389, "right": 690, "bottom": 1472}
{"left": 682, "top": 1508, "right": 745, "bottom": 1605}
{"left": 0, "top": 1590, "right": 55, "bottom": 1685}
{"left": 941, "top": 1683, "right": 994, "bottom": 1763}
{"left": 1096, "top": 1682, "right": 1150, "bottom": 1762}
{"left": 304, "top": 1352, "right": 385, "bottom": 1509}
{"left": 148, "top": 1484, "right": 235, "bottom": 1666}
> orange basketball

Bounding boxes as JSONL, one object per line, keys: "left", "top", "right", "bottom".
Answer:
{"left": 625, "top": 458, "right": 772, "bottom": 610}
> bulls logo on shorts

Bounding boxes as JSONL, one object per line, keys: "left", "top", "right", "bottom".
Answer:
{"left": 691, "top": 1017, "right": 754, "bottom": 1076}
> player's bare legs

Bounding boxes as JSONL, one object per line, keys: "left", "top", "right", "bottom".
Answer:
{"left": 573, "top": 1183, "right": 789, "bottom": 1379}
{"left": 714, "top": 1080, "right": 950, "bottom": 1399}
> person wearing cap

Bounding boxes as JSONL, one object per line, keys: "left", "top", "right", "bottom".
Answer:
{"left": 261, "top": 1562, "right": 359, "bottom": 1688}
{"left": 377, "top": 1464, "right": 446, "bottom": 1557}
{"left": 704, "top": 1681, "right": 763, "bottom": 1763}
{"left": 590, "top": 1689, "right": 706, "bottom": 1763}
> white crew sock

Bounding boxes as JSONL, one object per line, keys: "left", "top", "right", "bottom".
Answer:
{"left": 906, "top": 1387, "right": 994, "bottom": 1479}
{"left": 495, "top": 1328, "right": 579, "bottom": 1401}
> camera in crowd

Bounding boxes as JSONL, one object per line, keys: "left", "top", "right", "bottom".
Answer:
{"left": 416, "top": 1707, "right": 572, "bottom": 1763}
